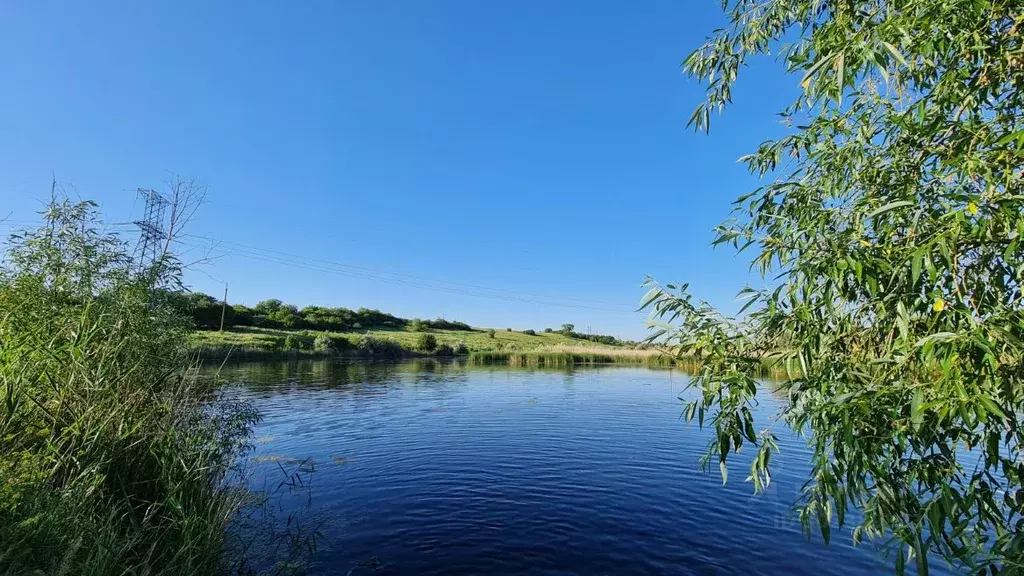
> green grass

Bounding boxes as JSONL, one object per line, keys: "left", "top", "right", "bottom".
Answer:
{"left": 189, "top": 327, "right": 797, "bottom": 379}
{"left": 190, "top": 325, "right": 621, "bottom": 358}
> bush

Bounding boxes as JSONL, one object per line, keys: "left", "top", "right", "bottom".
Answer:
{"left": 327, "top": 335, "right": 351, "bottom": 351}
{"left": 487, "top": 329, "right": 496, "bottom": 338}
{"left": 232, "top": 304, "right": 255, "bottom": 326}
{"left": 506, "top": 328, "right": 512, "bottom": 332}
{"left": 314, "top": 333, "right": 332, "bottom": 353}
{"left": 356, "top": 335, "right": 405, "bottom": 358}
{"left": 435, "top": 343, "right": 454, "bottom": 356}
{"left": 423, "top": 318, "right": 473, "bottom": 331}
{"left": 409, "top": 318, "right": 427, "bottom": 332}
{"left": 543, "top": 327, "right": 553, "bottom": 333}
{"left": 265, "top": 336, "right": 287, "bottom": 351}
{"left": 416, "top": 333, "right": 437, "bottom": 352}
{"left": 283, "top": 333, "right": 314, "bottom": 351}
{"left": 523, "top": 329, "right": 536, "bottom": 336}
{"left": 455, "top": 342, "right": 469, "bottom": 355}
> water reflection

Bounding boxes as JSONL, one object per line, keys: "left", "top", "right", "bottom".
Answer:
{"left": 212, "top": 360, "right": 941, "bottom": 576}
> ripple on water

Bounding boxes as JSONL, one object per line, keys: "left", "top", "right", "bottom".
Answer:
{"left": 218, "top": 361, "right": 939, "bottom": 576}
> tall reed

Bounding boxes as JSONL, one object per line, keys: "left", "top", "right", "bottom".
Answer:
{"left": 467, "top": 346, "right": 677, "bottom": 367}
{"left": 0, "top": 198, "right": 257, "bottom": 575}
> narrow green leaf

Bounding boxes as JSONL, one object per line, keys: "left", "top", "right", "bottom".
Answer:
{"left": 911, "top": 388, "right": 923, "bottom": 430}
{"left": 867, "top": 200, "right": 914, "bottom": 219}
{"left": 800, "top": 53, "right": 836, "bottom": 89}
{"left": 915, "top": 332, "right": 957, "bottom": 347}
{"left": 638, "top": 287, "right": 662, "bottom": 311}
{"left": 977, "top": 396, "right": 1006, "bottom": 420}
{"left": 882, "top": 41, "right": 908, "bottom": 66}
{"left": 835, "top": 52, "right": 845, "bottom": 104}
{"left": 915, "top": 536, "right": 929, "bottom": 576}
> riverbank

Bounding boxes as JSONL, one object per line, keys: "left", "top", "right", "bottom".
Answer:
{"left": 467, "top": 345, "right": 678, "bottom": 367}
{"left": 190, "top": 329, "right": 793, "bottom": 376}
{"left": 190, "top": 326, "right": 646, "bottom": 361}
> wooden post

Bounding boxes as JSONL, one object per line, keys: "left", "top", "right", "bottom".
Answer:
{"left": 219, "top": 284, "right": 228, "bottom": 331}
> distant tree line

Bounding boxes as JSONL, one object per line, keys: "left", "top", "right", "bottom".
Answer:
{"left": 175, "top": 292, "right": 625, "bottom": 345}
{"left": 409, "top": 317, "right": 473, "bottom": 332}
{"left": 541, "top": 322, "right": 621, "bottom": 346}
{"left": 173, "top": 292, "right": 476, "bottom": 333}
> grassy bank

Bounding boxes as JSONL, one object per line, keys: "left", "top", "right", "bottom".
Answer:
{"left": 190, "top": 325, "right": 632, "bottom": 360}
{"left": 190, "top": 328, "right": 797, "bottom": 379}
{"left": 0, "top": 199, "right": 258, "bottom": 575}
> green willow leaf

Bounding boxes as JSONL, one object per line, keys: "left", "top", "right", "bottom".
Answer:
{"left": 866, "top": 200, "right": 914, "bottom": 219}
{"left": 911, "top": 389, "right": 924, "bottom": 431}
{"left": 660, "top": 2, "right": 1024, "bottom": 572}
{"left": 882, "top": 41, "right": 908, "bottom": 66}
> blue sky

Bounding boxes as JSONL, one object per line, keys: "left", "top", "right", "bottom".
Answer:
{"left": 0, "top": 1, "right": 796, "bottom": 338}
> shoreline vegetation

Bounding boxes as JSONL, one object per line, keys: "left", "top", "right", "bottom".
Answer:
{"left": 180, "top": 294, "right": 658, "bottom": 365}
{"left": 187, "top": 313, "right": 649, "bottom": 361}
{"left": 0, "top": 196, "right": 267, "bottom": 575}
{"left": 191, "top": 328, "right": 790, "bottom": 376}
{"left": 188, "top": 325, "right": 672, "bottom": 364}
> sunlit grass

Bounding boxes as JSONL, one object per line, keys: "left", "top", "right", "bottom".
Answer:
{"left": 189, "top": 325, "right": 628, "bottom": 358}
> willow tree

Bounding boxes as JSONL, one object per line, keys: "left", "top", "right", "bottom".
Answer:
{"left": 643, "top": 1, "right": 1024, "bottom": 573}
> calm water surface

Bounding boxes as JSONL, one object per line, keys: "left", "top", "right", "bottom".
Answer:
{"left": 216, "top": 360, "right": 948, "bottom": 575}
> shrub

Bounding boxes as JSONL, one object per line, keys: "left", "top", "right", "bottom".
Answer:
{"left": 327, "top": 335, "right": 351, "bottom": 351}
{"left": 232, "top": 304, "right": 255, "bottom": 326}
{"left": 487, "top": 329, "right": 496, "bottom": 338}
{"left": 356, "top": 335, "right": 405, "bottom": 357}
{"left": 281, "top": 333, "right": 314, "bottom": 351}
{"left": 416, "top": 333, "right": 437, "bottom": 352}
{"left": 523, "top": 329, "right": 536, "bottom": 336}
{"left": 409, "top": 318, "right": 427, "bottom": 332}
{"left": 455, "top": 342, "right": 469, "bottom": 355}
{"left": 435, "top": 343, "right": 454, "bottom": 356}
{"left": 543, "top": 327, "right": 553, "bottom": 333}
{"left": 314, "top": 333, "right": 332, "bottom": 353}
{"left": 506, "top": 328, "right": 512, "bottom": 332}
{"left": 265, "top": 336, "right": 286, "bottom": 351}
{"left": 423, "top": 318, "right": 473, "bottom": 331}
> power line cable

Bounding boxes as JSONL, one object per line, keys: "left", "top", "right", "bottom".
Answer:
{"left": 174, "top": 238, "right": 638, "bottom": 314}
{"left": 0, "top": 219, "right": 640, "bottom": 313}
{"left": 181, "top": 233, "right": 636, "bottom": 309}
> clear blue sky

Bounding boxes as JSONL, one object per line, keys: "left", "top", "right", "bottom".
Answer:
{"left": 0, "top": 1, "right": 796, "bottom": 339}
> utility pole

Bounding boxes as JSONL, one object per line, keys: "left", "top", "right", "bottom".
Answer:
{"left": 219, "top": 284, "right": 228, "bottom": 331}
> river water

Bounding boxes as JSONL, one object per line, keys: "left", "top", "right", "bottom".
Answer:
{"left": 215, "top": 359, "right": 947, "bottom": 575}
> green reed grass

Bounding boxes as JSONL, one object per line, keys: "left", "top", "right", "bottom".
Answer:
{"left": 0, "top": 198, "right": 258, "bottom": 575}
{"left": 466, "top": 348, "right": 786, "bottom": 377}
{"left": 468, "top": 350, "right": 677, "bottom": 367}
